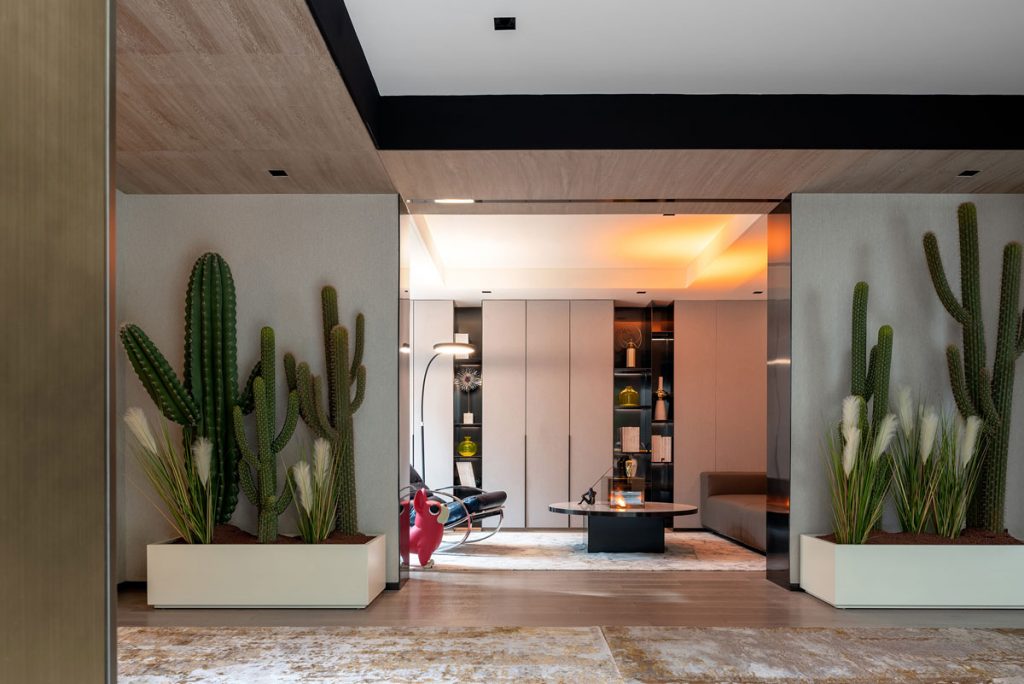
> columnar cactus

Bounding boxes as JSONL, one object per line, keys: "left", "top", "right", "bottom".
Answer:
{"left": 850, "top": 281, "right": 894, "bottom": 430}
{"left": 285, "top": 285, "right": 366, "bottom": 535}
{"left": 232, "top": 327, "right": 300, "bottom": 543}
{"left": 924, "top": 202, "right": 1023, "bottom": 532}
{"left": 120, "top": 253, "right": 257, "bottom": 524}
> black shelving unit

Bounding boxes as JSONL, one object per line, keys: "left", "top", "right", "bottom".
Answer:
{"left": 612, "top": 304, "right": 674, "bottom": 511}
{"left": 453, "top": 307, "right": 483, "bottom": 489}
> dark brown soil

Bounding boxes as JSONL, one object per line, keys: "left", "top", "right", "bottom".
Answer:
{"left": 820, "top": 528, "right": 1023, "bottom": 545}
{"left": 173, "top": 524, "right": 373, "bottom": 545}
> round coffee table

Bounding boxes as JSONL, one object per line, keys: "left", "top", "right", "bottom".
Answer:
{"left": 548, "top": 501, "right": 698, "bottom": 553}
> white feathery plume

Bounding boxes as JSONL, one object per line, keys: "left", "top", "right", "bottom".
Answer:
{"left": 842, "top": 426, "right": 861, "bottom": 476}
{"left": 312, "top": 438, "right": 332, "bottom": 488}
{"left": 870, "top": 414, "right": 899, "bottom": 462}
{"left": 896, "top": 386, "right": 914, "bottom": 438}
{"left": 293, "top": 461, "right": 313, "bottom": 514}
{"left": 960, "top": 415, "right": 983, "bottom": 466}
{"left": 192, "top": 438, "right": 213, "bottom": 486}
{"left": 124, "top": 407, "right": 158, "bottom": 454}
{"left": 918, "top": 408, "right": 939, "bottom": 464}
{"left": 841, "top": 395, "right": 862, "bottom": 434}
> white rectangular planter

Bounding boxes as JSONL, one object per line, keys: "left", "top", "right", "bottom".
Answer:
{"left": 147, "top": 535, "right": 386, "bottom": 608}
{"left": 800, "top": 534, "right": 1024, "bottom": 608}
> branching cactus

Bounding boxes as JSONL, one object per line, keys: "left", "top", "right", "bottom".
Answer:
{"left": 285, "top": 285, "right": 366, "bottom": 535}
{"left": 924, "top": 202, "right": 1022, "bottom": 532}
{"left": 850, "top": 281, "right": 894, "bottom": 430}
{"left": 233, "top": 327, "right": 300, "bottom": 543}
{"left": 120, "top": 253, "right": 258, "bottom": 524}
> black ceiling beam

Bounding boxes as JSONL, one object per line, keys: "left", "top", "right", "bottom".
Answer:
{"left": 309, "top": 0, "right": 1024, "bottom": 151}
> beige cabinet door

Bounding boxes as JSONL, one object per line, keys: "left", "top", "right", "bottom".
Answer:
{"left": 526, "top": 301, "right": 571, "bottom": 528}
{"left": 569, "top": 301, "right": 614, "bottom": 528}
{"left": 482, "top": 301, "right": 527, "bottom": 527}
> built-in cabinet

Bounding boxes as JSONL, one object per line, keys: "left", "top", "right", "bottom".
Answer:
{"left": 482, "top": 300, "right": 612, "bottom": 528}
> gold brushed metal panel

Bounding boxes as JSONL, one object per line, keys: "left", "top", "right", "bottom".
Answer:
{"left": 0, "top": 0, "right": 112, "bottom": 680}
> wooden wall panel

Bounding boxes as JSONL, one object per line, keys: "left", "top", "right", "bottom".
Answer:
{"left": 525, "top": 301, "right": 571, "bottom": 528}
{"left": 568, "top": 301, "right": 614, "bottom": 529}
{"left": 482, "top": 301, "right": 527, "bottom": 527}
{"left": 0, "top": 0, "right": 111, "bottom": 680}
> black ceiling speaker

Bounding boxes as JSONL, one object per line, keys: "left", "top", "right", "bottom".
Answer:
{"left": 493, "top": 17, "right": 516, "bottom": 31}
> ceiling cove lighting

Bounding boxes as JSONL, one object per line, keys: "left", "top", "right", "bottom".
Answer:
{"left": 433, "top": 198, "right": 476, "bottom": 205}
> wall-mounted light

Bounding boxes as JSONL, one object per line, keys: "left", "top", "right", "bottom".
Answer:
{"left": 399, "top": 343, "right": 411, "bottom": 354}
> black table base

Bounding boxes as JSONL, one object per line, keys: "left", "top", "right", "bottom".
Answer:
{"left": 587, "top": 516, "right": 665, "bottom": 553}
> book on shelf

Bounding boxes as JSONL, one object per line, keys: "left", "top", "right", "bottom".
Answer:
{"left": 620, "top": 426, "right": 641, "bottom": 453}
{"left": 651, "top": 435, "right": 672, "bottom": 462}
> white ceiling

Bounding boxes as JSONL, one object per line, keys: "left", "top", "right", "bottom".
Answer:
{"left": 346, "top": 0, "right": 1024, "bottom": 96}
{"left": 405, "top": 213, "right": 766, "bottom": 305}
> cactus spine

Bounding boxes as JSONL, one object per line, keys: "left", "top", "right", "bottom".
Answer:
{"left": 924, "top": 202, "right": 1023, "bottom": 532}
{"left": 850, "top": 281, "right": 894, "bottom": 430}
{"left": 285, "top": 286, "right": 365, "bottom": 535}
{"left": 232, "top": 327, "right": 299, "bottom": 543}
{"left": 120, "top": 253, "right": 257, "bottom": 524}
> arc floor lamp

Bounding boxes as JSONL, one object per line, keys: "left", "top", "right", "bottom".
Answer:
{"left": 413, "top": 340, "right": 476, "bottom": 481}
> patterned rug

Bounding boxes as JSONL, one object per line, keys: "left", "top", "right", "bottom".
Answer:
{"left": 119, "top": 626, "right": 1024, "bottom": 682}
{"left": 429, "top": 530, "right": 764, "bottom": 571}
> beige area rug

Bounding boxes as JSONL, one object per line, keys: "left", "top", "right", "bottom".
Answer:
{"left": 429, "top": 530, "right": 764, "bottom": 571}
{"left": 119, "top": 626, "right": 1024, "bottom": 683}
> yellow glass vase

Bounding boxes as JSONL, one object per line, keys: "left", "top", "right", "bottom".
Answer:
{"left": 618, "top": 385, "right": 640, "bottom": 407}
{"left": 457, "top": 435, "right": 478, "bottom": 458}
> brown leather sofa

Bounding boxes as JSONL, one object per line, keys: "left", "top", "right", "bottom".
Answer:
{"left": 700, "top": 471, "right": 767, "bottom": 553}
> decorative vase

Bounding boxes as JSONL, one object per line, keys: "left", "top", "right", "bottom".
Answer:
{"left": 654, "top": 376, "right": 669, "bottom": 421}
{"left": 625, "top": 342, "right": 637, "bottom": 368}
{"left": 625, "top": 458, "right": 638, "bottom": 479}
{"left": 456, "top": 435, "right": 478, "bottom": 458}
{"left": 618, "top": 385, "right": 640, "bottom": 407}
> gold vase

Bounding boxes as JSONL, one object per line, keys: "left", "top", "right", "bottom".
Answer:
{"left": 618, "top": 385, "right": 640, "bottom": 407}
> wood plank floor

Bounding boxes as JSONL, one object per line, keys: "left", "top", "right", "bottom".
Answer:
{"left": 118, "top": 571, "right": 1024, "bottom": 629}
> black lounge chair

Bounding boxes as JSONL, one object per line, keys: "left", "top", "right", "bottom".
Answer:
{"left": 406, "top": 467, "right": 507, "bottom": 551}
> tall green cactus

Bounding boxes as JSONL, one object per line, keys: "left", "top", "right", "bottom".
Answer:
{"left": 120, "top": 253, "right": 257, "bottom": 524}
{"left": 850, "top": 281, "right": 894, "bottom": 430}
{"left": 285, "top": 285, "right": 366, "bottom": 535}
{"left": 232, "top": 327, "right": 299, "bottom": 543}
{"left": 924, "top": 202, "right": 1023, "bottom": 532}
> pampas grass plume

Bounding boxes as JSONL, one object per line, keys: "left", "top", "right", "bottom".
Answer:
{"left": 312, "top": 438, "right": 331, "bottom": 488}
{"left": 960, "top": 415, "right": 983, "bottom": 465}
{"left": 293, "top": 461, "right": 313, "bottom": 514}
{"left": 871, "top": 414, "right": 899, "bottom": 463}
{"left": 841, "top": 395, "right": 862, "bottom": 434}
{"left": 842, "top": 426, "right": 861, "bottom": 476}
{"left": 124, "top": 407, "right": 158, "bottom": 454}
{"left": 193, "top": 437, "right": 213, "bottom": 486}
{"left": 918, "top": 408, "right": 939, "bottom": 464}
{"left": 896, "top": 385, "right": 914, "bottom": 438}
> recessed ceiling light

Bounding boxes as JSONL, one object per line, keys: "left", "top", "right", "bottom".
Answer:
{"left": 636, "top": 291, "right": 647, "bottom": 295}
{"left": 433, "top": 198, "right": 476, "bottom": 204}
{"left": 662, "top": 213, "right": 676, "bottom": 217}
{"left": 753, "top": 290, "right": 764, "bottom": 295}
{"left": 481, "top": 290, "right": 492, "bottom": 294}
{"left": 268, "top": 169, "right": 288, "bottom": 177}
{"left": 493, "top": 16, "right": 516, "bottom": 31}
{"left": 957, "top": 169, "right": 980, "bottom": 177}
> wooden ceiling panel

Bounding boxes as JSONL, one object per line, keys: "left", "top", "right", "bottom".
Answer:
{"left": 116, "top": 0, "right": 394, "bottom": 194}
{"left": 380, "top": 149, "right": 1024, "bottom": 204}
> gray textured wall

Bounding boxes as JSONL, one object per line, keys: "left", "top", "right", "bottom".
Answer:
{"left": 790, "top": 193, "right": 1024, "bottom": 583}
{"left": 116, "top": 193, "right": 400, "bottom": 582}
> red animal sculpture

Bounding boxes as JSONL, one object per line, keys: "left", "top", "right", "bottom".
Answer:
{"left": 406, "top": 488, "right": 449, "bottom": 567}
